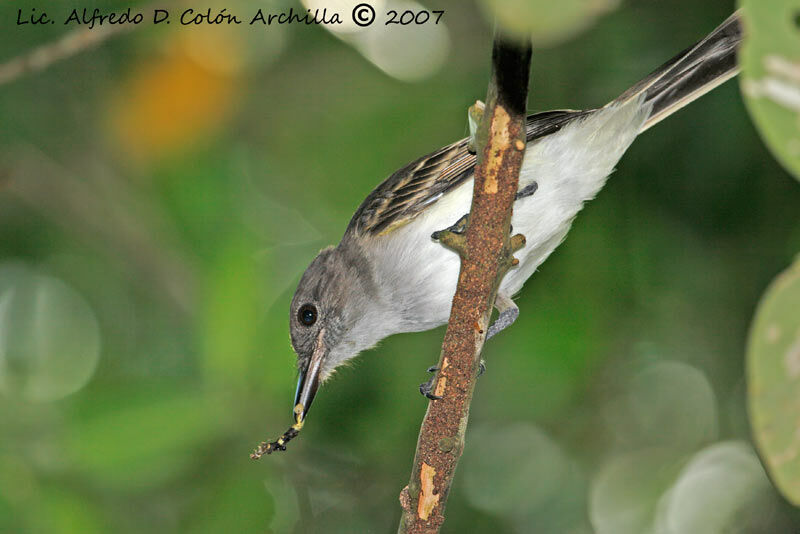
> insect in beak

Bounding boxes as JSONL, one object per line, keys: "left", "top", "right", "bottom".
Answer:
{"left": 251, "top": 330, "right": 326, "bottom": 459}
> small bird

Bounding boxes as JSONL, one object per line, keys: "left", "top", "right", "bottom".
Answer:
{"left": 258, "top": 12, "right": 744, "bottom": 455}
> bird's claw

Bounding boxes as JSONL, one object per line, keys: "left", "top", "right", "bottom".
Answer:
{"left": 419, "top": 361, "right": 484, "bottom": 399}
{"left": 419, "top": 366, "right": 443, "bottom": 400}
{"left": 432, "top": 213, "right": 469, "bottom": 240}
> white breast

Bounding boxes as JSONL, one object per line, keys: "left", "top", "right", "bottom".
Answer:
{"left": 372, "top": 97, "right": 650, "bottom": 334}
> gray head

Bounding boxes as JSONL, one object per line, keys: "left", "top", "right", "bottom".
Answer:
{"left": 289, "top": 241, "right": 381, "bottom": 420}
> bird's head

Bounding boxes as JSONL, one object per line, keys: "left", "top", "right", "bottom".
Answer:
{"left": 289, "top": 242, "right": 380, "bottom": 421}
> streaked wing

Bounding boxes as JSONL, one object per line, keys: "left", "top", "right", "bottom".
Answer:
{"left": 347, "top": 109, "right": 592, "bottom": 237}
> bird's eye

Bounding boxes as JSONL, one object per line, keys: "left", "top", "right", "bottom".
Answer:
{"left": 298, "top": 304, "right": 317, "bottom": 326}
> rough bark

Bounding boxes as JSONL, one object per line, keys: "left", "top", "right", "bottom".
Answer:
{"left": 397, "top": 36, "right": 532, "bottom": 534}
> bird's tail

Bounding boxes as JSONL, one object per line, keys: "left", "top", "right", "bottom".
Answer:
{"left": 613, "top": 10, "right": 743, "bottom": 132}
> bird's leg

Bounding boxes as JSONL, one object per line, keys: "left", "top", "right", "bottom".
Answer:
{"left": 469, "top": 294, "right": 518, "bottom": 381}
{"left": 423, "top": 219, "right": 521, "bottom": 397}
{"left": 486, "top": 292, "right": 519, "bottom": 340}
{"left": 418, "top": 294, "right": 511, "bottom": 399}
{"left": 419, "top": 366, "right": 442, "bottom": 400}
{"left": 420, "top": 214, "right": 474, "bottom": 401}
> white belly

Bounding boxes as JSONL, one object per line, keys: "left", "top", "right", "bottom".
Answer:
{"left": 372, "top": 98, "right": 649, "bottom": 333}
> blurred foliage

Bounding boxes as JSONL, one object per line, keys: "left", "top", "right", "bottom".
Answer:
{"left": 739, "top": 0, "right": 800, "bottom": 181}
{"left": 748, "top": 257, "right": 800, "bottom": 506}
{"left": 738, "top": 0, "right": 800, "bottom": 508}
{"left": 477, "top": 0, "right": 620, "bottom": 47}
{"left": 0, "top": 0, "right": 798, "bottom": 533}
{"left": 109, "top": 33, "right": 240, "bottom": 161}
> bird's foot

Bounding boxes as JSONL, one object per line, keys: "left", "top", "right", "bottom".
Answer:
{"left": 419, "top": 361, "right": 485, "bottom": 399}
{"left": 419, "top": 366, "right": 443, "bottom": 400}
{"left": 432, "top": 213, "right": 469, "bottom": 240}
{"left": 431, "top": 213, "right": 470, "bottom": 254}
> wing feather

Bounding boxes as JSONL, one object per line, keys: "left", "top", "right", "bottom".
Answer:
{"left": 346, "top": 109, "right": 591, "bottom": 237}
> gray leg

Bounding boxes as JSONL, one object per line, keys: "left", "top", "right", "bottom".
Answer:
{"left": 419, "top": 294, "right": 513, "bottom": 397}
{"left": 486, "top": 292, "right": 519, "bottom": 340}
{"left": 423, "top": 231, "right": 518, "bottom": 395}
{"left": 475, "top": 294, "right": 517, "bottom": 379}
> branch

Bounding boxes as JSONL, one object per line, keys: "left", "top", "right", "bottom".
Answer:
{"left": 397, "top": 35, "right": 532, "bottom": 533}
{"left": 0, "top": 24, "right": 133, "bottom": 87}
{"left": 0, "top": 2, "right": 174, "bottom": 87}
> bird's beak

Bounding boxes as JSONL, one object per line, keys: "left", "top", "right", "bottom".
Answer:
{"left": 293, "top": 329, "right": 326, "bottom": 422}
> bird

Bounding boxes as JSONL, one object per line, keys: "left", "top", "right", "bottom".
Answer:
{"left": 251, "top": 11, "right": 743, "bottom": 457}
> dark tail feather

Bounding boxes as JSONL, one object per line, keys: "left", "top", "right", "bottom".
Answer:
{"left": 614, "top": 11, "right": 743, "bottom": 132}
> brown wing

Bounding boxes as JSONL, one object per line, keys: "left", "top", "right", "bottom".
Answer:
{"left": 346, "top": 109, "right": 593, "bottom": 237}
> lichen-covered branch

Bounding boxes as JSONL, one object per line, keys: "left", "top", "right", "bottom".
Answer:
{"left": 397, "top": 36, "right": 532, "bottom": 534}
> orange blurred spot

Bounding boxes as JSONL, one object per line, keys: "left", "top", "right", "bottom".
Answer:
{"left": 109, "top": 31, "right": 241, "bottom": 161}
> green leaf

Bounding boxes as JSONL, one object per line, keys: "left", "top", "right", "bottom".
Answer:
{"left": 747, "top": 257, "right": 800, "bottom": 505}
{"left": 738, "top": 1, "right": 800, "bottom": 181}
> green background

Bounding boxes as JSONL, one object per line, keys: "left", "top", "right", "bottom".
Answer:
{"left": 0, "top": 0, "right": 798, "bottom": 532}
